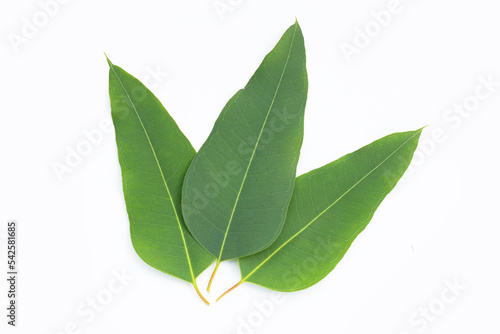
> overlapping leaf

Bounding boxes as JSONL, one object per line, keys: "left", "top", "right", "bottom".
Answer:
{"left": 181, "top": 21, "right": 308, "bottom": 288}
{"left": 106, "top": 20, "right": 425, "bottom": 305}
{"left": 217, "top": 129, "right": 422, "bottom": 299}
{"left": 107, "top": 58, "right": 214, "bottom": 304}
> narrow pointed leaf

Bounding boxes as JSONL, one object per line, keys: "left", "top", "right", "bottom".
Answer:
{"left": 107, "top": 58, "right": 214, "bottom": 302}
{"left": 182, "top": 21, "right": 308, "bottom": 266}
{"left": 219, "top": 129, "right": 423, "bottom": 297}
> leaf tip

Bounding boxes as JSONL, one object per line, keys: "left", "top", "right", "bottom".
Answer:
{"left": 417, "top": 125, "right": 429, "bottom": 133}
{"left": 104, "top": 52, "right": 113, "bottom": 68}
{"left": 294, "top": 17, "right": 301, "bottom": 28}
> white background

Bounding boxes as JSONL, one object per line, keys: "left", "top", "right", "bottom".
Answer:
{"left": 1, "top": 0, "right": 499, "bottom": 333}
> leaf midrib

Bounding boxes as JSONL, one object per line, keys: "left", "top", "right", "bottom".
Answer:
{"left": 240, "top": 131, "right": 420, "bottom": 283}
{"left": 217, "top": 23, "right": 300, "bottom": 261}
{"left": 109, "top": 63, "right": 197, "bottom": 283}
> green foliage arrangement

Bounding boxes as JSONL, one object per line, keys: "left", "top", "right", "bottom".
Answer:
{"left": 106, "top": 21, "right": 423, "bottom": 305}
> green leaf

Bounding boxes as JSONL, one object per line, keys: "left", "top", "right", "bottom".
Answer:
{"left": 181, "top": 21, "right": 308, "bottom": 288}
{"left": 218, "top": 129, "right": 423, "bottom": 299}
{"left": 106, "top": 57, "right": 214, "bottom": 304}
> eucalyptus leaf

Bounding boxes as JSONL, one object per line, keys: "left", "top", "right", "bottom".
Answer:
{"left": 182, "top": 21, "right": 308, "bottom": 289}
{"left": 218, "top": 129, "right": 423, "bottom": 299}
{"left": 107, "top": 57, "right": 214, "bottom": 304}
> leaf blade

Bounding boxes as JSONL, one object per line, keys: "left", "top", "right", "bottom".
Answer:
{"left": 182, "top": 21, "right": 308, "bottom": 263}
{"left": 107, "top": 58, "right": 214, "bottom": 301}
{"left": 226, "top": 129, "right": 423, "bottom": 294}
